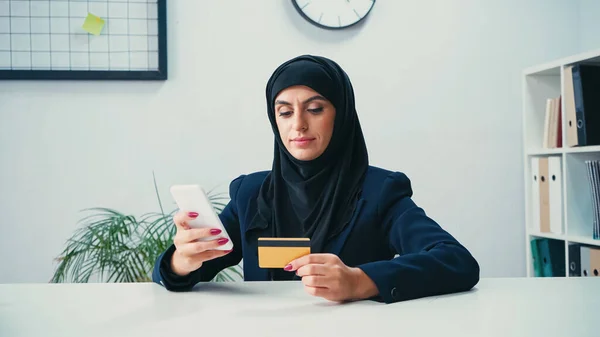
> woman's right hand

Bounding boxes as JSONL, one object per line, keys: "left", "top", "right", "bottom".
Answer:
{"left": 170, "top": 211, "right": 232, "bottom": 276}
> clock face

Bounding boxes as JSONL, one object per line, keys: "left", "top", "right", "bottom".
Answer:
{"left": 292, "top": 0, "right": 375, "bottom": 30}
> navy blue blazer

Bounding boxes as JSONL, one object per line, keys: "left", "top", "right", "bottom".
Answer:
{"left": 152, "top": 166, "right": 480, "bottom": 304}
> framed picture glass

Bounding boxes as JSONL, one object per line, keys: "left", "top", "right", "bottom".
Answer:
{"left": 0, "top": 0, "right": 168, "bottom": 80}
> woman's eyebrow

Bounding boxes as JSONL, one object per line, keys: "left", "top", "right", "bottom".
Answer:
{"left": 274, "top": 100, "right": 291, "bottom": 106}
{"left": 274, "top": 96, "right": 326, "bottom": 106}
{"left": 303, "top": 95, "right": 327, "bottom": 104}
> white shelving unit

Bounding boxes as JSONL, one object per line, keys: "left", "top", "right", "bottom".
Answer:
{"left": 523, "top": 48, "right": 600, "bottom": 277}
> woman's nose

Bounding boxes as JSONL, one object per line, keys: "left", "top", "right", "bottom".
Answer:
{"left": 292, "top": 111, "right": 308, "bottom": 131}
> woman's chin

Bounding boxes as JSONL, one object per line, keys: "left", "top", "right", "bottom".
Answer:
{"left": 289, "top": 148, "right": 323, "bottom": 161}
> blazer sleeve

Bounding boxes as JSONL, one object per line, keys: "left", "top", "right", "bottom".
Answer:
{"left": 151, "top": 175, "right": 245, "bottom": 291}
{"left": 356, "top": 172, "right": 480, "bottom": 304}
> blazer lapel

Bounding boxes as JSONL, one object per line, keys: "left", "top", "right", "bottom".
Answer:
{"left": 327, "top": 198, "right": 366, "bottom": 256}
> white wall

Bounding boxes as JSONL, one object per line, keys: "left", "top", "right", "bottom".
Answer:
{"left": 0, "top": 0, "right": 584, "bottom": 283}
{"left": 579, "top": 0, "right": 600, "bottom": 51}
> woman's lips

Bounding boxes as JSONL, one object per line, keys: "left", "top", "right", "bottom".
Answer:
{"left": 291, "top": 137, "right": 315, "bottom": 147}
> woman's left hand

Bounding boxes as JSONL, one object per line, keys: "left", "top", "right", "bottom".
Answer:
{"left": 285, "top": 254, "right": 379, "bottom": 302}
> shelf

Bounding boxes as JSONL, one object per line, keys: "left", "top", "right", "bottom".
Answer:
{"left": 523, "top": 48, "right": 600, "bottom": 278}
{"left": 527, "top": 231, "right": 565, "bottom": 241}
{"left": 523, "top": 64, "right": 560, "bottom": 76}
{"left": 523, "top": 47, "right": 600, "bottom": 76}
{"left": 566, "top": 235, "right": 600, "bottom": 247}
{"left": 526, "top": 145, "right": 600, "bottom": 156}
{"left": 526, "top": 148, "right": 563, "bottom": 156}
{"left": 565, "top": 145, "right": 600, "bottom": 154}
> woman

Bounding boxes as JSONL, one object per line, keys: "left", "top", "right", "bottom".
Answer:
{"left": 152, "top": 55, "right": 480, "bottom": 304}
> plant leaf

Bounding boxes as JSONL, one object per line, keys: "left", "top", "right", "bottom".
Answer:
{"left": 51, "top": 173, "right": 236, "bottom": 284}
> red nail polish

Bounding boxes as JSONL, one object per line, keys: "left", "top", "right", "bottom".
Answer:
{"left": 210, "top": 229, "right": 222, "bottom": 235}
{"left": 218, "top": 238, "right": 229, "bottom": 245}
{"left": 284, "top": 264, "right": 292, "bottom": 271}
{"left": 188, "top": 212, "right": 199, "bottom": 218}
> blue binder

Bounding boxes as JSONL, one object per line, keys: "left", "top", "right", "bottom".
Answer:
{"left": 572, "top": 64, "right": 600, "bottom": 146}
{"left": 569, "top": 243, "right": 581, "bottom": 277}
{"left": 532, "top": 238, "right": 565, "bottom": 277}
{"left": 531, "top": 239, "right": 542, "bottom": 277}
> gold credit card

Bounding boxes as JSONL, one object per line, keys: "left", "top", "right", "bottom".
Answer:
{"left": 258, "top": 238, "right": 311, "bottom": 268}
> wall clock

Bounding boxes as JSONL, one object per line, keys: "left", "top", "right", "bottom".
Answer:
{"left": 292, "top": 0, "right": 376, "bottom": 30}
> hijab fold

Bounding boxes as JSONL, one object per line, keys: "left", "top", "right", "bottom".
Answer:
{"left": 248, "top": 55, "right": 369, "bottom": 254}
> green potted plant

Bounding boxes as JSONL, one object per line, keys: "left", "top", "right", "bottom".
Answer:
{"left": 50, "top": 173, "right": 243, "bottom": 283}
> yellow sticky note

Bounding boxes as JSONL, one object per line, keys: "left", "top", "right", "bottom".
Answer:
{"left": 82, "top": 13, "right": 105, "bottom": 36}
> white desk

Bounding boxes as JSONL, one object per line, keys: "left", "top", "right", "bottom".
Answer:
{"left": 0, "top": 277, "right": 598, "bottom": 337}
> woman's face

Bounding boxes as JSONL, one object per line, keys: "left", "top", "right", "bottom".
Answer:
{"left": 274, "top": 85, "right": 336, "bottom": 161}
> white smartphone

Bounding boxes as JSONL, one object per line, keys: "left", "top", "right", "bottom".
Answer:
{"left": 169, "top": 184, "right": 233, "bottom": 251}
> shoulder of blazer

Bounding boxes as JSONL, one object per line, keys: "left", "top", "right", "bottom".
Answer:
{"left": 228, "top": 170, "right": 270, "bottom": 205}
{"left": 362, "top": 166, "right": 414, "bottom": 217}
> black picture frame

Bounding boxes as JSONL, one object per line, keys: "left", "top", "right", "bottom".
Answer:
{"left": 0, "top": 0, "right": 168, "bottom": 81}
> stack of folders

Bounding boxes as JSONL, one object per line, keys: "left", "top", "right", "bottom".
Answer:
{"left": 542, "top": 96, "right": 562, "bottom": 149}
{"left": 585, "top": 160, "right": 600, "bottom": 240}
{"left": 531, "top": 238, "right": 565, "bottom": 277}
{"left": 530, "top": 157, "right": 563, "bottom": 234}
{"left": 563, "top": 64, "right": 600, "bottom": 147}
{"left": 568, "top": 244, "right": 600, "bottom": 277}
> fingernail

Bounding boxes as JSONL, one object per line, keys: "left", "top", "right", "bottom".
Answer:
{"left": 218, "top": 238, "right": 229, "bottom": 245}
{"left": 284, "top": 264, "right": 292, "bottom": 271}
{"left": 188, "top": 212, "right": 198, "bottom": 218}
{"left": 210, "top": 229, "right": 222, "bottom": 235}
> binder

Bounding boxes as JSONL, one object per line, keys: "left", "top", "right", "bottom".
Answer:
{"left": 530, "top": 239, "right": 542, "bottom": 277}
{"left": 569, "top": 244, "right": 581, "bottom": 277}
{"left": 587, "top": 160, "right": 600, "bottom": 240}
{"left": 563, "top": 65, "right": 578, "bottom": 147}
{"left": 548, "top": 156, "right": 563, "bottom": 234}
{"left": 537, "top": 238, "right": 565, "bottom": 277}
{"left": 572, "top": 64, "right": 600, "bottom": 146}
{"left": 591, "top": 161, "right": 597, "bottom": 239}
{"left": 556, "top": 96, "right": 562, "bottom": 148}
{"left": 531, "top": 157, "right": 541, "bottom": 232}
{"left": 580, "top": 246, "right": 591, "bottom": 276}
{"left": 593, "top": 161, "right": 600, "bottom": 240}
{"left": 542, "top": 97, "right": 561, "bottom": 148}
{"left": 589, "top": 247, "right": 600, "bottom": 277}
{"left": 539, "top": 157, "right": 551, "bottom": 233}
{"left": 543, "top": 99, "right": 551, "bottom": 148}
{"left": 549, "top": 98, "right": 558, "bottom": 147}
